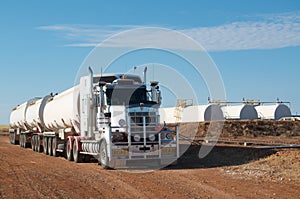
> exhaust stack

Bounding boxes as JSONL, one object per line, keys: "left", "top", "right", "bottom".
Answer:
{"left": 88, "top": 66, "right": 94, "bottom": 138}
{"left": 143, "top": 67, "right": 147, "bottom": 84}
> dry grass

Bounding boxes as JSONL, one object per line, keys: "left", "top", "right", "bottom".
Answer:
{"left": 0, "top": 125, "right": 9, "bottom": 135}
{"left": 224, "top": 149, "right": 300, "bottom": 184}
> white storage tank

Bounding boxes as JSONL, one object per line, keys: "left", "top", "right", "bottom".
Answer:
{"left": 221, "top": 104, "right": 258, "bottom": 120}
{"left": 181, "top": 105, "right": 224, "bottom": 122}
{"left": 43, "top": 86, "right": 79, "bottom": 130}
{"left": 255, "top": 104, "right": 291, "bottom": 120}
{"left": 159, "top": 107, "right": 176, "bottom": 124}
{"left": 159, "top": 104, "right": 224, "bottom": 123}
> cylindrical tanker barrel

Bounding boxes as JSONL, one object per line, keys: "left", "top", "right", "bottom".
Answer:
{"left": 25, "top": 95, "right": 53, "bottom": 130}
{"left": 10, "top": 102, "right": 28, "bottom": 129}
{"left": 43, "top": 86, "right": 79, "bottom": 130}
{"left": 10, "top": 97, "right": 41, "bottom": 130}
{"left": 26, "top": 99, "right": 42, "bottom": 130}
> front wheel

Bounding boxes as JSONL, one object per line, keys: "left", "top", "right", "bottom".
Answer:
{"left": 99, "top": 140, "right": 109, "bottom": 169}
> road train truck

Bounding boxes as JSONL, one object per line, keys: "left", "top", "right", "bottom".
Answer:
{"left": 9, "top": 67, "right": 179, "bottom": 168}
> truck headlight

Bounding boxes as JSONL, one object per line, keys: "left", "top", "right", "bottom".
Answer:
{"left": 149, "top": 134, "right": 156, "bottom": 141}
{"left": 133, "top": 134, "right": 141, "bottom": 142}
{"left": 118, "top": 119, "right": 126, "bottom": 127}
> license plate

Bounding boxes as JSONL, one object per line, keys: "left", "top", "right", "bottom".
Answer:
{"left": 161, "top": 147, "right": 176, "bottom": 156}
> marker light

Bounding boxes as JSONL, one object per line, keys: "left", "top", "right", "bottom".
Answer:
{"left": 118, "top": 119, "right": 126, "bottom": 127}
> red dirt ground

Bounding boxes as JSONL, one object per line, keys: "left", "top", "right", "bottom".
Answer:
{"left": 0, "top": 136, "right": 299, "bottom": 199}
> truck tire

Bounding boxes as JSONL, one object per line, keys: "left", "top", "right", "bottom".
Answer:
{"left": 66, "top": 139, "right": 73, "bottom": 161}
{"left": 52, "top": 137, "right": 57, "bottom": 157}
{"left": 31, "top": 135, "right": 36, "bottom": 151}
{"left": 24, "top": 134, "right": 28, "bottom": 148}
{"left": 99, "top": 140, "right": 109, "bottom": 169}
{"left": 19, "top": 134, "right": 23, "bottom": 147}
{"left": 21, "top": 134, "right": 25, "bottom": 148}
{"left": 23, "top": 134, "right": 27, "bottom": 148}
{"left": 43, "top": 137, "right": 48, "bottom": 155}
{"left": 10, "top": 131, "right": 16, "bottom": 145}
{"left": 73, "top": 140, "right": 83, "bottom": 163}
{"left": 48, "top": 137, "right": 53, "bottom": 156}
{"left": 34, "top": 135, "right": 38, "bottom": 152}
{"left": 37, "top": 135, "right": 42, "bottom": 153}
{"left": 9, "top": 132, "right": 12, "bottom": 144}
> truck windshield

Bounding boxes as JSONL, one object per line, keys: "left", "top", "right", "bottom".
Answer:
{"left": 106, "top": 87, "right": 148, "bottom": 105}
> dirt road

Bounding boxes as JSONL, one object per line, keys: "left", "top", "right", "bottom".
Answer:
{"left": 0, "top": 136, "right": 299, "bottom": 199}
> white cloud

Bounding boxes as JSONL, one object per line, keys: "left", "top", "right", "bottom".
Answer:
{"left": 38, "top": 12, "right": 300, "bottom": 51}
{"left": 38, "top": 24, "right": 124, "bottom": 42}
{"left": 65, "top": 43, "right": 100, "bottom": 47}
{"left": 181, "top": 12, "right": 300, "bottom": 51}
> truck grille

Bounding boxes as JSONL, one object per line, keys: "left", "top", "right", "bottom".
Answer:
{"left": 129, "top": 112, "right": 157, "bottom": 132}
{"left": 128, "top": 112, "right": 158, "bottom": 143}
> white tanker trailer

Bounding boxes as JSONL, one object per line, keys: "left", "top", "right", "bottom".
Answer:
{"left": 9, "top": 68, "right": 179, "bottom": 168}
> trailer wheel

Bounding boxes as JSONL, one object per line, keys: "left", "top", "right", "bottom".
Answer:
{"left": 23, "top": 134, "right": 28, "bottom": 148}
{"left": 19, "top": 134, "right": 23, "bottom": 147}
{"left": 9, "top": 132, "right": 12, "bottom": 144}
{"left": 23, "top": 134, "right": 27, "bottom": 148}
{"left": 10, "top": 131, "right": 16, "bottom": 145}
{"left": 66, "top": 139, "right": 73, "bottom": 161}
{"left": 34, "top": 135, "right": 38, "bottom": 152}
{"left": 99, "top": 140, "right": 109, "bottom": 169}
{"left": 43, "top": 137, "right": 48, "bottom": 155}
{"left": 21, "top": 134, "right": 25, "bottom": 148}
{"left": 12, "top": 132, "right": 16, "bottom": 144}
{"left": 37, "top": 135, "right": 42, "bottom": 153}
{"left": 23, "top": 134, "right": 26, "bottom": 148}
{"left": 73, "top": 140, "right": 83, "bottom": 163}
{"left": 31, "top": 135, "right": 36, "bottom": 151}
{"left": 52, "top": 137, "right": 57, "bottom": 157}
{"left": 48, "top": 137, "right": 53, "bottom": 156}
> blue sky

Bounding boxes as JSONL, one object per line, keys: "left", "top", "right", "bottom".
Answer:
{"left": 0, "top": 0, "right": 300, "bottom": 124}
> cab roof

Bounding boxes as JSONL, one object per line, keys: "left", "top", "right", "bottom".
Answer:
{"left": 93, "top": 73, "right": 142, "bottom": 84}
